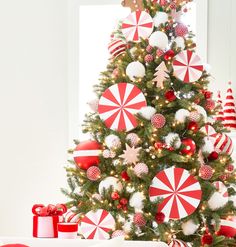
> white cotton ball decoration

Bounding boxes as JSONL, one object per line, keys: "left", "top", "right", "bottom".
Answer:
{"left": 139, "top": 106, "right": 156, "bottom": 120}
{"left": 149, "top": 31, "right": 168, "bottom": 50}
{"left": 105, "top": 134, "right": 121, "bottom": 149}
{"left": 193, "top": 105, "right": 207, "bottom": 122}
{"left": 129, "top": 192, "right": 145, "bottom": 211}
{"left": 175, "top": 109, "right": 190, "bottom": 123}
{"left": 126, "top": 61, "right": 146, "bottom": 81}
{"left": 153, "top": 12, "right": 168, "bottom": 27}
{"left": 174, "top": 37, "right": 185, "bottom": 50}
{"left": 87, "top": 99, "right": 99, "bottom": 112}
{"left": 126, "top": 185, "right": 135, "bottom": 193}
{"left": 123, "top": 220, "right": 133, "bottom": 233}
{"left": 201, "top": 137, "right": 215, "bottom": 153}
{"left": 99, "top": 177, "right": 123, "bottom": 195}
{"left": 164, "top": 133, "right": 181, "bottom": 149}
{"left": 208, "top": 192, "right": 228, "bottom": 210}
{"left": 182, "top": 219, "right": 199, "bottom": 235}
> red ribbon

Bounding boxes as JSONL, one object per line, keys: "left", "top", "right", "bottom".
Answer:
{"left": 32, "top": 204, "right": 67, "bottom": 216}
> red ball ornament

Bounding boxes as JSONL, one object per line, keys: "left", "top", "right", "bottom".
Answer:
{"left": 201, "top": 233, "right": 213, "bottom": 245}
{"left": 164, "top": 50, "right": 175, "bottom": 61}
{"left": 74, "top": 140, "right": 102, "bottom": 170}
{"left": 121, "top": 171, "right": 130, "bottom": 181}
{"left": 146, "top": 45, "right": 153, "bottom": 53}
{"left": 208, "top": 151, "right": 219, "bottom": 161}
{"left": 111, "top": 191, "right": 120, "bottom": 200}
{"left": 154, "top": 141, "right": 164, "bottom": 150}
{"left": 86, "top": 166, "right": 101, "bottom": 181}
{"left": 205, "top": 99, "right": 215, "bottom": 111}
{"left": 165, "top": 90, "right": 176, "bottom": 102}
{"left": 204, "top": 90, "right": 212, "bottom": 99}
{"left": 181, "top": 138, "right": 196, "bottom": 156}
{"left": 219, "top": 173, "right": 230, "bottom": 181}
{"left": 216, "top": 217, "right": 236, "bottom": 238}
{"left": 155, "top": 212, "right": 165, "bottom": 224}
{"left": 133, "top": 213, "right": 146, "bottom": 227}
{"left": 120, "top": 198, "right": 128, "bottom": 205}
{"left": 187, "top": 121, "right": 199, "bottom": 132}
{"left": 199, "top": 165, "right": 213, "bottom": 180}
{"left": 145, "top": 54, "right": 154, "bottom": 63}
{"left": 151, "top": 114, "right": 166, "bottom": 129}
{"left": 117, "top": 204, "right": 122, "bottom": 209}
{"left": 226, "top": 164, "right": 234, "bottom": 173}
{"left": 175, "top": 23, "right": 188, "bottom": 37}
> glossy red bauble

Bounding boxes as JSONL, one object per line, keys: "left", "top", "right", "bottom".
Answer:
{"left": 164, "top": 50, "right": 175, "bottom": 61}
{"left": 155, "top": 212, "right": 165, "bottom": 224}
{"left": 121, "top": 171, "right": 130, "bottom": 181}
{"left": 165, "top": 90, "right": 176, "bottom": 102}
{"left": 201, "top": 233, "right": 213, "bottom": 245}
{"left": 120, "top": 198, "right": 128, "bottom": 205}
{"left": 208, "top": 151, "right": 219, "bottom": 161}
{"left": 187, "top": 121, "right": 199, "bottom": 132}
{"left": 73, "top": 140, "right": 102, "bottom": 170}
{"left": 111, "top": 191, "right": 120, "bottom": 200}
{"left": 181, "top": 138, "right": 196, "bottom": 156}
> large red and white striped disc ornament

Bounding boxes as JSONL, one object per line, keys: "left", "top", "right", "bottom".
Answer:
{"left": 108, "top": 38, "right": 126, "bottom": 58}
{"left": 169, "top": 239, "right": 188, "bottom": 247}
{"left": 213, "top": 181, "right": 229, "bottom": 199}
{"left": 80, "top": 209, "right": 115, "bottom": 239}
{"left": 98, "top": 83, "right": 147, "bottom": 132}
{"left": 173, "top": 50, "right": 204, "bottom": 83}
{"left": 149, "top": 167, "right": 202, "bottom": 220}
{"left": 213, "top": 133, "right": 233, "bottom": 155}
{"left": 73, "top": 140, "right": 102, "bottom": 170}
{"left": 122, "top": 10, "right": 154, "bottom": 42}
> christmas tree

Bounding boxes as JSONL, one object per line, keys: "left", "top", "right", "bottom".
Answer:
{"left": 62, "top": 0, "right": 236, "bottom": 246}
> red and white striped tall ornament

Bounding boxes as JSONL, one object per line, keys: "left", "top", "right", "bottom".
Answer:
{"left": 215, "top": 91, "right": 224, "bottom": 122}
{"left": 224, "top": 82, "right": 236, "bottom": 130}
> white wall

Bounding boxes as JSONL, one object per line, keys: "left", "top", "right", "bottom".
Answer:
{"left": 208, "top": 0, "right": 236, "bottom": 98}
{"left": 0, "top": 0, "right": 68, "bottom": 236}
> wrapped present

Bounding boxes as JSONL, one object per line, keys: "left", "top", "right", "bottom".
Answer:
{"left": 57, "top": 223, "right": 78, "bottom": 239}
{"left": 32, "top": 204, "right": 67, "bottom": 238}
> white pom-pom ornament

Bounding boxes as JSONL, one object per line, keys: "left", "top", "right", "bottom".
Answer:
{"left": 129, "top": 192, "right": 145, "bottom": 211}
{"left": 174, "top": 37, "right": 185, "bottom": 50}
{"left": 99, "top": 177, "right": 123, "bottom": 195}
{"left": 105, "top": 135, "right": 121, "bottom": 149}
{"left": 134, "top": 163, "right": 149, "bottom": 177}
{"left": 193, "top": 105, "right": 207, "bottom": 122}
{"left": 175, "top": 109, "right": 190, "bottom": 123}
{"left": 153, "top": 12, "right": 168, "bottom": 27}
{"left": 201, "top": 137, "right": 215, "bottom": 153}
{"left": 139, "top": 106, "right": 156, "bottom": 120}
{"left": 182, "top": 219, "right": 199, "bottom": 235}
{"left": 126, "top": 61, "right": 145, "bottom": 81}
{"left": 149, "top": 31, "right": 168, "bottom": 50}
{"left": 165, "top": 133, "right": 181, "bottom": 149}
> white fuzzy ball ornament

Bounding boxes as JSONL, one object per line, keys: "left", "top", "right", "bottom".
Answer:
{"left": 126, "top": 61, "right": 145, "bottom": 81}
{"left": 139, "top": 106, "right": 156, "bottom": 120}
{"left": 201, "top": 137, "right": 215, "bottom": 153}
{"left": 99, "top": 177, "right": 123, "bottom": 195}
{"left": 126, "top": 133, "right": 140, "bottom": 147}
{"left": 105, "top": 134, "right": 121, "bottom": 149}
{"left": 149, "top": 31, "right": 168, "bottom": 50}
{"left": 174, "top": 37, "right": 185, "bottom": 50}
{"left": 193, "top": 105, "right": 207, "bottom": 122}
{"left": 208, "top": 192, "right": 228, "bottom": 210}
{"left": 129, "top": 192, "right": 145, "bottom": 211}
{"left": 153, "top": 12, "right": 168, "bottom": 27}
{"left": 165, "top": 133, "right": 181, "bottom": 149}
{"left": 175, "top": 109, "right": 190, "bottom": 123}
{"left": 182, "top": 219, "right": 199, "bottom": 235}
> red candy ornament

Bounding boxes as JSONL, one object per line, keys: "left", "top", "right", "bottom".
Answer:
{"left": 181, "top": 138, "right": 196, "bottom": 156}
{"left": 165, "top": 90, "right": 176, "bottom": 102}
{"left": 155, "top": 212, "right": 165, "bottom": 224}
{"left": 164, "top": 50, "right": 175, "bottom": 61}
{"left": 199, "top": 165, "right": 213, "bottom": 180}
{"left": 87, "top": 166, "right": 101, "bottom": 181}
{"left": 74, "top": 140, "right": 102, "bottom": 170}
{"left": 133, "top": 213, "right": 146, "bottom": 227}
{"left": 151, "top": 114, "right": 166, "bottom": 129}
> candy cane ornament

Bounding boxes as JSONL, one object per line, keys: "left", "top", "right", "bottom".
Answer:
{"left": 149, "top": 167, "right": 202, "bottom": 220}
{"left": 98, "top": 83, "right": 147, "bottom": 132}
{"left": 173, "top": 50, "right": 203, "bottom": 83}
{"left": 122, "top": 10, "right": 154, "bottom": 42}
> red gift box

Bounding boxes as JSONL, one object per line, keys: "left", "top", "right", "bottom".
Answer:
{"left": 57, "top": 223, "right": 78, "bottom": 239}
{"left": 32, "top": 204, "right": 67, "bottom": 238}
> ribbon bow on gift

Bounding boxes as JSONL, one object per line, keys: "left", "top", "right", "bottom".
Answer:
{"left": 32, "top": 204, "right": 67, "bottom": 216}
